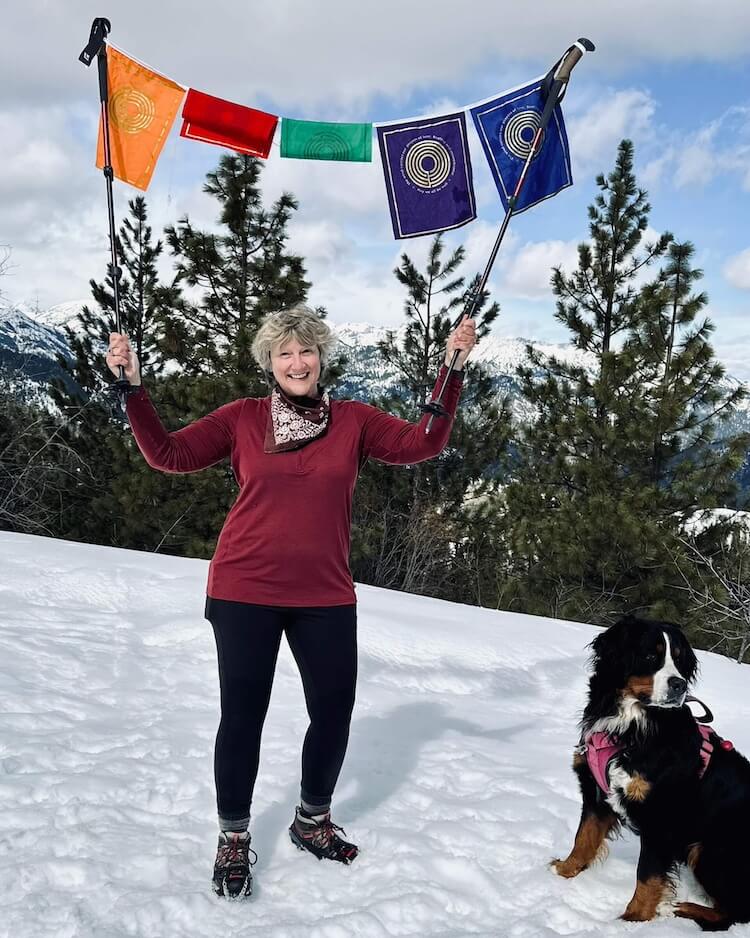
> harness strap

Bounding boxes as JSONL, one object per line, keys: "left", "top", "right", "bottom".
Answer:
{"left": 584, "top": 731, "right": 623, "bottom": 794}
{"left": 584, "top": 721, "right": 727, "bottom": 796}
{"left": 697, "top": 723, "right": 714, "bottom": 776}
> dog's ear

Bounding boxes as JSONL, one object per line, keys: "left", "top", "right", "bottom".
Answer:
{"left": 590, "top": 615, "right": 639, "bottom": 663}
{"left": 669, "top": 627, "right": 699, "bottom": 683}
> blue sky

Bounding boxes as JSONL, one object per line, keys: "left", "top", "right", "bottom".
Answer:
{"left": 1, "top": 1, "right": 749, "bottom": 378}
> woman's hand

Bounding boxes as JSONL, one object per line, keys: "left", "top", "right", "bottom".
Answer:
{"left": 444, "top": 316, "right": 477, "bottom": 369}
{"left": 106, "top": 332, "right": 142, "bottom": 386}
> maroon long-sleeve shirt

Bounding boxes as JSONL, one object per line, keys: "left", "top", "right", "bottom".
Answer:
{"left": 125, "top": 367, "right": 463, "bottom": 606}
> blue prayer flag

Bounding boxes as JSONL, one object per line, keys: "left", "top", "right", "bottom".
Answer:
{"left": 377, "top": 112, "right": 476, "bottom": 240}
{"left": 470, "top": 79, "right": 572, "bottom": 214}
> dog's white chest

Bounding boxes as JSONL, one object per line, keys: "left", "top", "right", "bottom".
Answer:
{"left": 606, "top": 761, "right": 635, "bottom": 819}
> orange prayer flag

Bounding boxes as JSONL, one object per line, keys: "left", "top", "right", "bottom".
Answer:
{"left": 96, "top": 46, "right": 184, "bottom": 191}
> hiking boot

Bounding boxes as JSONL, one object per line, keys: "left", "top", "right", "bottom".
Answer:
{"left": 288, "top": 806, "right": 359, "bottom": 864}
{"left": 212, "top": 830, "right": 256, "bottom": 898}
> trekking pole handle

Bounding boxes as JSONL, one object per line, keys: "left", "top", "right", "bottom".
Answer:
{"left": 79, "top": 17, "right": 111, "bottom": 66}
{"left": 555, "top": 38, "right": 595, "bottom": 82}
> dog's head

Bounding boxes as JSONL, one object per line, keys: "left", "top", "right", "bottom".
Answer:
{"left": 587, "top": 615, "right": 698, "bottom": 722}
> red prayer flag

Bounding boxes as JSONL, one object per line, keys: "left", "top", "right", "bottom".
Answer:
{"left": 180, "top": 89, "right": 278, "bottom": 158}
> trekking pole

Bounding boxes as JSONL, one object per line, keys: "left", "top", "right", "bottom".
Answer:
{"left": 79, "top": 18, "right": 133, "bottom": 408}
{"left": 423, "top": 38, "right": 595, "bottom": 433}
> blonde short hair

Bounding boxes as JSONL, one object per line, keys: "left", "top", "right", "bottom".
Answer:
{"left": 252, "top": 304, "right": 337, "bottom": 382}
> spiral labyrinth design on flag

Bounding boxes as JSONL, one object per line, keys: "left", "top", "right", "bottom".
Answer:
{"left": 303, "top": 131, "right": 350, "bottom": 161}
{"left": 110, "top": 87, "right": 155, "bottom": 134}
{"left": 502, "top": 109, "right": 544, "bottom": 161}
{"left": 402, "top": 137, "right": 454, "bottom": 190}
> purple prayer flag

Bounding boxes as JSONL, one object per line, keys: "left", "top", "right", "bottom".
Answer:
{"left": 377, "top": 112, "right": 476, "bottom": 240}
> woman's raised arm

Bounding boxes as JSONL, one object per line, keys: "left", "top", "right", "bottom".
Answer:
{"left": 107, "top": 331, "right": 244, "bottom": 473}
{"left": 359, "top": 315, "right": 475, "bottom": 465}
{"left": 359, "top": 366, "right": 463, "bottom": 465}
{"left": 125, "top": 390, "right": 245, "bottom": 473}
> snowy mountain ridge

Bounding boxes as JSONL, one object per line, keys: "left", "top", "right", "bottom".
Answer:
{"left": 335, "top": 319, "right": 599, "bottom": 376}
{"left": 0, "top": 301, "right": 80, "bottom": 407}
{"left": 2, "top": 297, "right": 745, "bottom": 393}
{"left": 1, "top": 301, "right": 748, "bottom": 440}
{"left": 0, "top": 303, "right": 73, "bottom": 360}
{"left": 2, "top": 300, "right": 597, "bottom": 384}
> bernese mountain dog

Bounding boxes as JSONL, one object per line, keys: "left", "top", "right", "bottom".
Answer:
{"left": 552, "top": 615, "right": 750, "bottom": 930}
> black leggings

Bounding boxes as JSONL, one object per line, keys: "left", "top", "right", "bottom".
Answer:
{"left": 205, "top": 597, "right": 357, "bottom": 827}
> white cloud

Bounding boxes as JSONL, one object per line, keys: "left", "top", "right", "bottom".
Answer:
{"left": 309, "top": 262, "right": 405, "bottom": 329}
{"left": 0, "top": 105, "right": 96, "bottom": 213}
{"left": 455, "top": 221, "right": 519, "bottom": 280}
{"left": 1, "top": 206, "right": 106, "bottom": 310}
{"left": 675, "top": 132, "right": 717, "bottom": 188}
{"left": 287, "top": 219, "right": 355, "bottom": 269}
{"left": 640, "top": 147, "right": 676, "bottom": 188}
{"left": 500, "top": 238, "right": 580, "bottom": 300}
{"left": 305, "top": 221, "right": 520, "bottom": 330}
{"left": 484, "top": 223, "right": 669, "bottom": 306}
{"left": 713, "top": 334, "right": 750, "bottom": 382}
{"left": 674, "top": 106, "right": 750, "bottom": 190}
{"left": 559, "top": 91, "right": 750, "bottom": 200}
{"left": 5, "top": 2, "right": 750, "bottom": 114}
{"left": 261, "top": 153, "right": 384, "bottom": 219}
{"left": 0, "top": 104, "right": 107, "bottom": 306}
{"left": 566, "top": 88, "right": 658, "bottom": 176}
{"left": 724, "top": 248, "right": 750, "bottom": 291}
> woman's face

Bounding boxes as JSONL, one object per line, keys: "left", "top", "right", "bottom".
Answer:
{"left": 270, "top": 336, "right": 321, "bottom": 397}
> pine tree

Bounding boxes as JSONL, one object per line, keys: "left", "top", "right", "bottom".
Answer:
{"left": 500, "top": 140, "right": 748, "bottom": 627}
{"left": 0, "top": 365, "right": 81, "bottom": 536}
{"left": 162, "top": 153, "right": 309, "bottom": 403}
{"left": 631, "top": 241, "right": 747, "bottom": 500}
{"left": 52, "top": 196, "right": 173, "bottom": 408}
{"left": 48, "top": 197, "right": 175, "bottom": 545}
{"left": 351, "top": 235, "right": 511, "bottom": 599}
{"left": 550, "top": 138, "right": 672, "bottom": 448}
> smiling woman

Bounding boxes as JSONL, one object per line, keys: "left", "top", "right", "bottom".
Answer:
{"left": 105, "top": 301, "right": 476, "bottom": 898}
{"left": 252, "top": 303, "right": 336, "bottom": 398}
{"left": 271, "top": 338, "right": 320, "bottom": 395}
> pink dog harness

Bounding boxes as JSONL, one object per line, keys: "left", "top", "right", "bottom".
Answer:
{"left": 585, "top": 721, "right": 731, "bottom": 795}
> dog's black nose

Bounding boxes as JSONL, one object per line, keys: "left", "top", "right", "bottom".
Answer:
{"left": 668, "top": 676, "right": 687, "bottom": 694}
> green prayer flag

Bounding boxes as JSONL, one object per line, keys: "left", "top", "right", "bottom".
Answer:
{"left": 280, "top": 118, "right": 372, "bottom": 162}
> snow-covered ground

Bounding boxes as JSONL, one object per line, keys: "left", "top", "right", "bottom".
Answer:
{"left": 1, "top": 532, "right": 750, "bottom": 938}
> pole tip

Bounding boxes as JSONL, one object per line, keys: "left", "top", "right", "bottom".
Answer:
{"left": 79, "top": 17, "right": 112, "bottom": 66}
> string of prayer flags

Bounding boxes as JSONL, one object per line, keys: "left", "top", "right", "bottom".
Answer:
{"left": 280, "top": 118, "right": 372, "bottom": 162}
{"left": 91, "top": 42, "right": 576, "bottom": 235}
{"left": 96, "top": 46, "right": 185, "bottom": 191}
{"left": 376, "top": 112, "right": 476, "bottom": 240}
{"left": 470, "top": 78, "right": 572, "bottom": 214}
{"left": 180, "top": 89, "right": 278, "bottom": 158}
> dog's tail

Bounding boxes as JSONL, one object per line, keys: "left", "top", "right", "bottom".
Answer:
{"left": 674, "top": 902, "right": 732, "bottom": 932}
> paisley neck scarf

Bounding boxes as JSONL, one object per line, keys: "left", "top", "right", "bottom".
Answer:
{"left": 264, "top": 386, "right": 330, "bottom": 454}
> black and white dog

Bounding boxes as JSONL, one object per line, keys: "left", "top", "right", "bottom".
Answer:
{"left": 552, "top": 615, "right": 750, "bottom": 930}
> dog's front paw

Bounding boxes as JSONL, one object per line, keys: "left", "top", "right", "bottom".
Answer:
{"left": 551, "top": 857, "right": 586, "bottom": 878}
{"left": 620, "top": 907, "right": 654, "bottom": 922}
